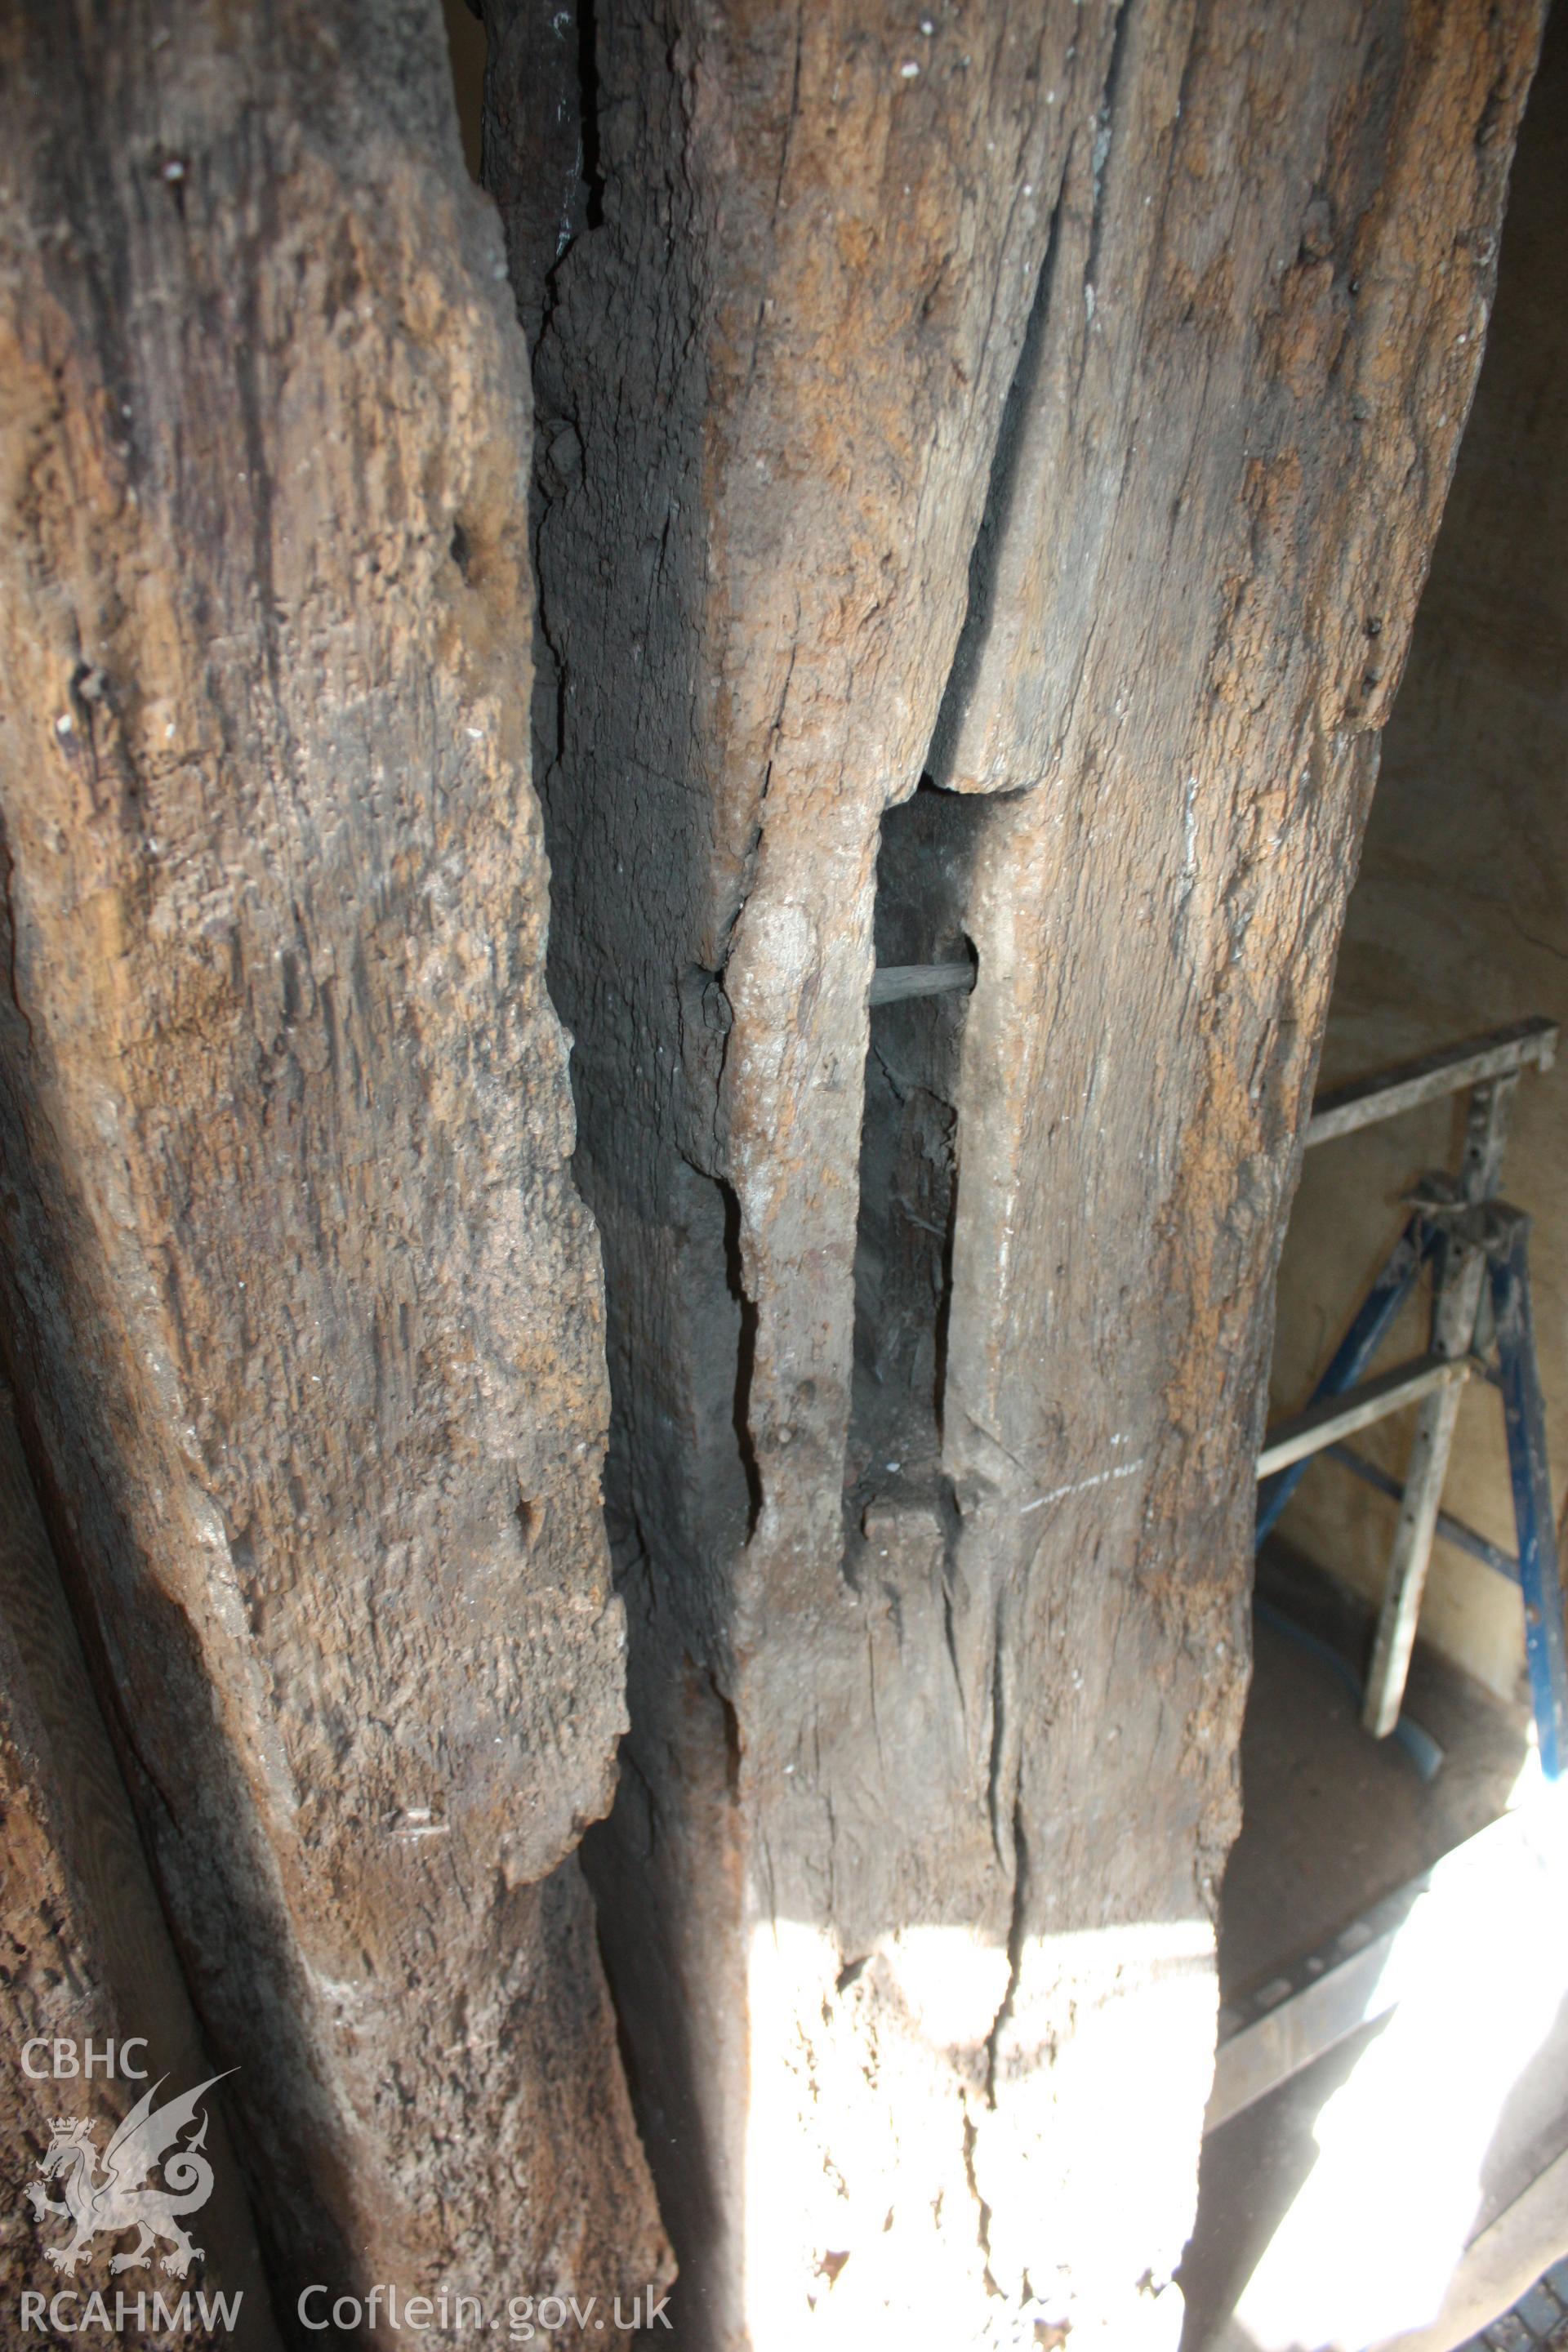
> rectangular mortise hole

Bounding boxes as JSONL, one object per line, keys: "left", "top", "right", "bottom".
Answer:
{"left": 846, "top": 781, "right": 989, "bottom": 1521}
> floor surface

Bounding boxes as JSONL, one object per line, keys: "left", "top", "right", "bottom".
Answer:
{"left": 1181, "top": 1545, "right": 1567, "bottom": 2352}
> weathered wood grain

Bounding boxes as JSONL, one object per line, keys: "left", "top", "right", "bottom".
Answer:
{"left": 489, "top": 0, "right": 1544, "bottom": 2342}
{"left": 0, "top": 0, "right": 664, "bottom": 2328}
{"left": 923, "top": 11, "right": 1546, "bottom": 2333}
{"left": 0, "top": 1375, "right": 278, "bottom": 2345}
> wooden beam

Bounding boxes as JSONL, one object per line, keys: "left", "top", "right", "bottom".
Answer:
{"left": 0, "top": 0, "right": 664, "bottom": 2311}
{"left": 0, "top": 1378, "right": 278, "bottom": 2341}
{"left": 488, "top": 0, "right": 1548, "bottom": 2341}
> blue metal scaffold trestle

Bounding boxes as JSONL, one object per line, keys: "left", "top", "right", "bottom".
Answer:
{"left": 1254, "top": 1017, "right": 1568, "bottom": 1783}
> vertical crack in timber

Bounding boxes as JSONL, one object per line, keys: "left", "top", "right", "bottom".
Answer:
{"left": 719, "top": 1174, "right": 762, "bottom": 1537}
{"left": 962, "top": 2109, "right": 1003, "bottom": 2301}
{"left": 926, "top": 0, "right": 1135, "bottom": 782}
{"left": 936, "top": 1469, "right": 969, "bottom": 1726}
{"left": 576, "top": 0, "right": 604, "bottom": 227}
{"left": 1082, "top": 0, "right": 1135, "bottom": 294}
{"left": 697, "top": 639, "right": 792, "bottom": 1539}
{"left": 985, "top": 1791, "right": 1030, "bottom": 2112}
{"left": 0, "top": 811, "right": 38, "bottom": 1056}
{"left": 984, "top": 1597, "right": 1010, "bottom": 1866}
{"left": 924, "top": 176, "right": 1069, "bottom": 782}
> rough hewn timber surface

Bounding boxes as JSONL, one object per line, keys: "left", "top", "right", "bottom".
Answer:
{"left": 0, "top": 2, "right": 664, "bottom": 2331}
{"left": 488, "top": 0, "right": 1544, "bottom": 2344}
{"left": 0, "top": 1375, "right": 278, "bottom": 2347}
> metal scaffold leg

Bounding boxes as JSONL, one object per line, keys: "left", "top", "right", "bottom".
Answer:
{"left": 1490, "top": 1213, "right": 1568, "bottom": 1783}
{"left": 1254, "top": 1022, "right": 1568, "bottom": 1780}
